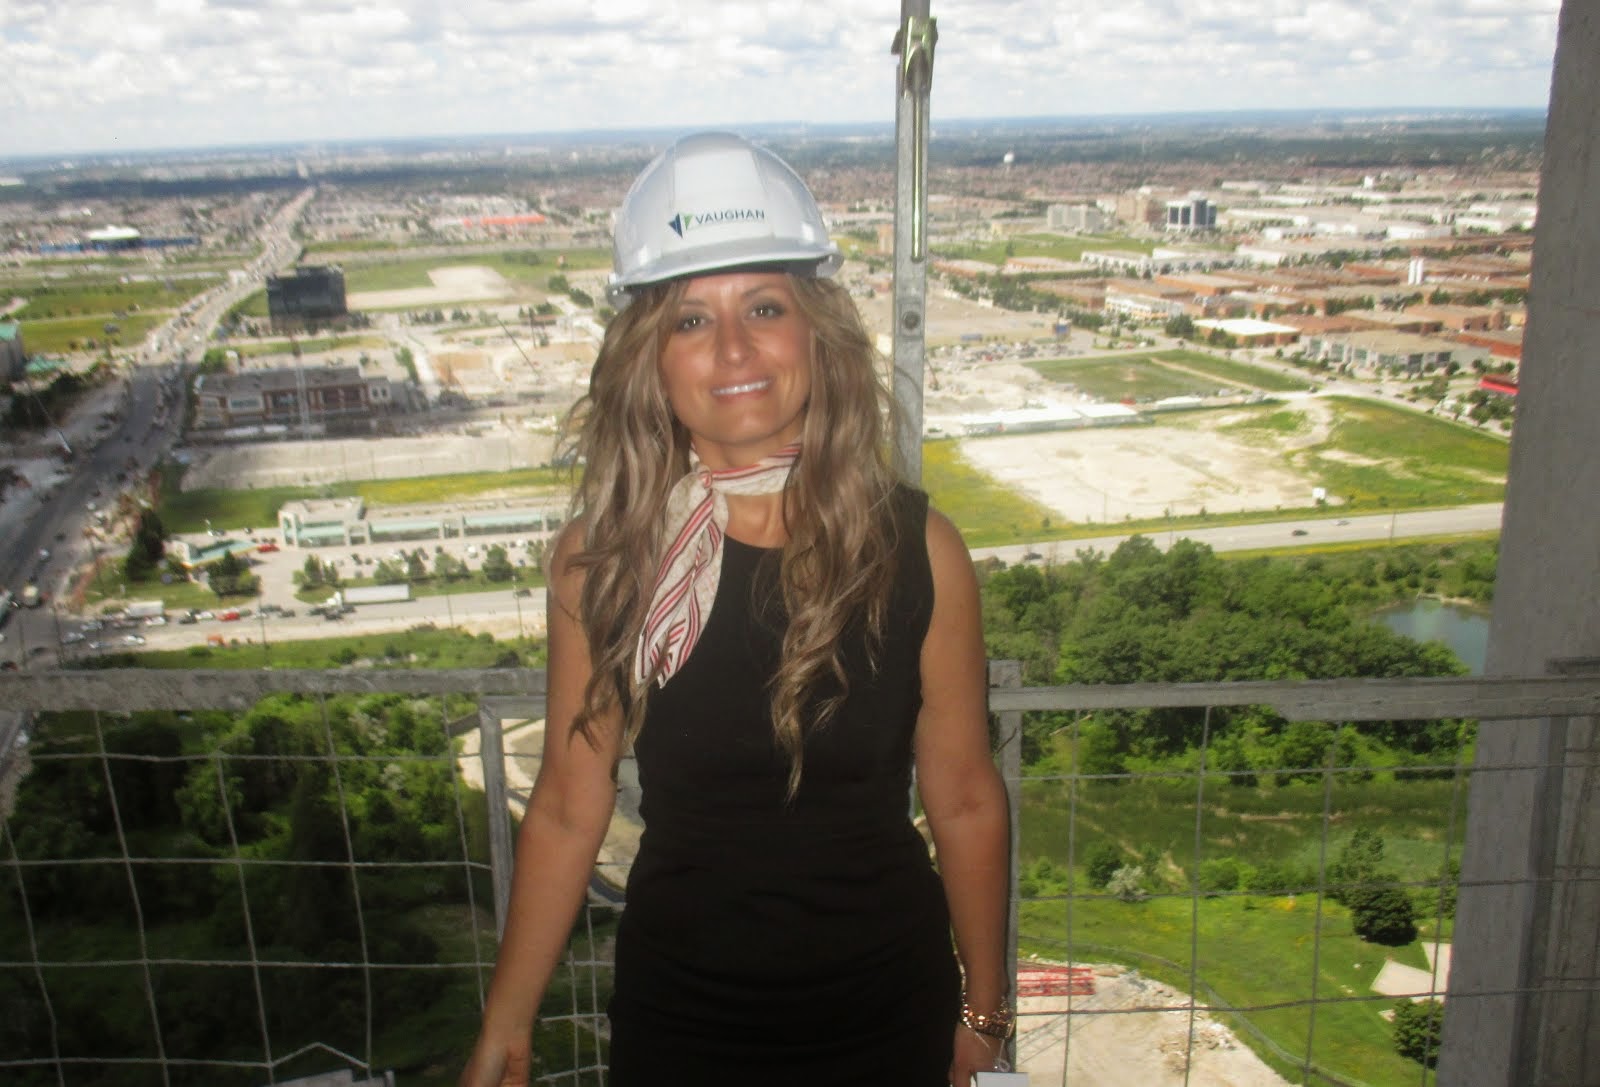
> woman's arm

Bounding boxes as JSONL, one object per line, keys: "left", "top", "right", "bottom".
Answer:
{"left": 461, "top": 524, "right": 625, "bottom": 1087}
{"left": 913, "top": 508, "right": 1012, "bottom": 1086}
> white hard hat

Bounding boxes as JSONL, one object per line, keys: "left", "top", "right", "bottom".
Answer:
{"left": 606, "top": 131, "right": 843, "bottom": 309}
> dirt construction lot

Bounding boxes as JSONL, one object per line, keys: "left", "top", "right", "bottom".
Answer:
{"left": 1017, "top": 965, "right": 1290, "bottom": 1085}
{"left": 955, "top": 400, "right": 1330, "bottom": 524}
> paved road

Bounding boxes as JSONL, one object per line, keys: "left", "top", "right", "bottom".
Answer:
{"left": 972, "top": 503, "right": 1505, "bottom": 566}
{"left": 12, "top": 502, "right": 1504, "bottom": 668}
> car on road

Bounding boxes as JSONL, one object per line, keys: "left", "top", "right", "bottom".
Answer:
{"left": 1291, "top": 528, "right": 1309, "bottom": 536}
{"left": 60, "top": 632, "right": 86, "bottom": 645}
{"left": 257, "top": 542, "right": 279, "bottom": 553}
{"left": 121, "top": 634, "right": 147, "bottom": 646}
{"left": 195, "top": 610, "right": 215, "bottom": 621}
{"left": 1336, "top": 519, "right": 1350, "bottom": 526}
{"left": 513, "top": 586, "right": 533, "bottom": 597}
{"left": 219, "top": 610, "right": 240, "bottom": 621}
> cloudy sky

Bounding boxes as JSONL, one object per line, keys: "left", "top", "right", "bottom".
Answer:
{"left": 0, "top": 0, "right": 1562, "bottom": 158}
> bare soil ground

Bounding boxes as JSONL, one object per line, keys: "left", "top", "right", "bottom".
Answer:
{"left": 347, "top": 265, "right": 516, "bottom": 310}
{"left": 1018, "top": 965, "right": 1291, "bottom": 1086}
{"left": 955, "top": 409, "right": 1325, "bottom": 523}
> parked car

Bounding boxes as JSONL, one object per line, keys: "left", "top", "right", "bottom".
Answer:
{"left": 257, "top": 542, "right": 280, "bottom": 553}
{"left": 121, "top": 634, "right": 146, "bottom": 646}
{"left": 219, "top": 610, "right": 241, "bottom": 622}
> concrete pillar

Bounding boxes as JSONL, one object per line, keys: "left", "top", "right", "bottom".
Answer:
{"left": 1439, "top": 5, "right": 1600, "bottom": 1084}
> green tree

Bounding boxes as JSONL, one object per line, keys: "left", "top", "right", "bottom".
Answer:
{"left": 133, "top": 509, "right": 166, "bottom": 565}
{"left": 1392, "top": 998, "right": 1444, "bottom": 1066}
{"left": 1329, "top": 828, "right": 1386, "bottom": 905}
{"left": 1348, "top": 883, "right": 1417, "bottom": 945}
{"left": 1163, "top": 314, "right": 1196, "bottom": 339}
{"left": 406, "top": 549, "right": 428, "bottom": 582}
{"left": 481, "top": 545, "right": 514, "bottom": 582}
{"left": 205, "top": 550, "right": 259, "bottom": 598}
{"left": 1085, "top": 842, "right": 1125, "bottom": 889}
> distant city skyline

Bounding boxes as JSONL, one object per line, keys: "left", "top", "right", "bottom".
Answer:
{"left": 0, "top": 0, "right": 1562, "bottom": 159}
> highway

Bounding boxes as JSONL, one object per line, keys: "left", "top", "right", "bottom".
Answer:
{"left": 972, "top": 503, "right": 1505, "bottom": 566}
{"left": 5, "top": 501, "right": 1505, "bottom": 669}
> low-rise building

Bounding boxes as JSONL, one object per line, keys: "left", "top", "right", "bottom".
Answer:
{"left": 1047, "top": 203, "right": 1113, "bottom": 233}
{"left": 192, "top": 365, "right": 398, "bottom": 432}
{"left": 1193, "top": 318, "right": 1301, "bottom": 348}
{"left": 1302, "top": 330, "right": 1455, "bottom": 375}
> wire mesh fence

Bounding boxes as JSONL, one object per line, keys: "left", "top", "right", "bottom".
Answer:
{"left": 0, "top": 667, "right": 1595, "bottom": 1086}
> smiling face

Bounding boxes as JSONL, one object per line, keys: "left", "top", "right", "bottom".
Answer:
{"left": 657, "top": 271, "right": 813, "bottom": 470}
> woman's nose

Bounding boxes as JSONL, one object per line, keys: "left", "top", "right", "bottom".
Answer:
{"left": 715, "top": 318, "right": 753, "bottom": 366}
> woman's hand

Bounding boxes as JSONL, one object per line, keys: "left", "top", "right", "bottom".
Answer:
{"left": 458, "top": 1032, "right": 532, "bottom": 1087}
{"left": 948, "top": 1023, "right": 1005, "bottom": 1087}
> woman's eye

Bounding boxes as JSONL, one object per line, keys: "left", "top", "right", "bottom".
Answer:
{"left": 751, "top": 302, "right": 784, "bottom": 318}
{"left": 675, "top": 314, "right": 704, "bottom": 332}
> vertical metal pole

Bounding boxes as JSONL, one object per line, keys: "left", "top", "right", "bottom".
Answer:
{"left": 478, "top": 706, "right": 514, "bottom": 936}
{"left": 891, "top": 3, "right": 937, "bottom": 483}
{"left": 990, "top": 659, "right": 1023, "bottom": 1072}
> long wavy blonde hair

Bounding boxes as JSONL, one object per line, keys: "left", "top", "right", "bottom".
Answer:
{"left": 557, "top": 273, "right": 904, "bottom": 796}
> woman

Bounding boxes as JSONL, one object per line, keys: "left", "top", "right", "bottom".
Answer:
{"left": 461, "top": 132, "right": 1010, "bottom": 1086}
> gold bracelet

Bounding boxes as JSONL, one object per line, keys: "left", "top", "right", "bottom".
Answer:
{"left": 960, "top": 993, "right": 1015, "bottom": 1039}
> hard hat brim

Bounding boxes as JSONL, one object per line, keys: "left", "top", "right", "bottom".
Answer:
{"left": 606, "top": 240, "right": 843, "bottom": 309}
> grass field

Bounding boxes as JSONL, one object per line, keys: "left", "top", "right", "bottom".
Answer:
{"left": 7, "top": 276, "right": 213, "bottom": 319}
{"left": 1027, "top": 354, "right": 1209, "bottom": 401}
{"left": 343, "top": 247, "right": 611, "bottom": 293}
{"left": 941, "top": 233, "right": 1157, "bottom": 265}
{"left": 1297, "top": 397, "right": 1508, "bottom": 508}
{"left": 1026, "top": 349, "right": 1313, "bottom": 400}
{"left": 921, "top": 439, "right": 1065, "bottom": 547}
{"left": 160, "top": 465, "right": 571, "bottom": 533}
{"left": 1157, "top": 349, "right": 1319, "bottom": 393}
{"left": 1020, "top": 771, "right": 1465, "bottom": 1085}
{"left": 18, "top": 312, "right": 170, "bottom": 355}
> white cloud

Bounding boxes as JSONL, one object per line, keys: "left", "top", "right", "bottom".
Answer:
{"left": 0, "top": 0, "right": 1560, "bottom": 156}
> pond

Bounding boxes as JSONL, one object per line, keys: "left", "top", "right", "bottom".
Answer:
{"left": 1374, "top": 598, "right": 1491, "bottom": 675}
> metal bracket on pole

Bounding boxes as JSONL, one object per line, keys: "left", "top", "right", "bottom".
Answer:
{"left": 890, "top": 4, "right": 936, "bottom": 483}
{"left": 892, "top": 14, "right": 938, "bottom": 262}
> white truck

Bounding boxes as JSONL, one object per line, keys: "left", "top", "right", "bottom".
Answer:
{"left": 124, "top": 600, "right": 166, "bottom": 621}
{"left": 326, "top": 584, "right": 412, "bottom": 609}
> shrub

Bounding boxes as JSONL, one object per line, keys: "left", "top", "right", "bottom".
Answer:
{"left": 1249, "top": 859, "right": 1315, "bottom": 896}
{"left": 1107, "top": 865, "right": 1147, "bottom": 902}
{"left": 1348, "top": 883, "right": 1418, "bottom": 946}
{"left": 1198, "top": 856, "right": 1245, "bottom": 895}
{"left": 1085, "top": 842, "right": 1125, "bottom": 889}
{"left": 1392, "top": 998, "right": 1444, "bottom": 1066}
{"left": 1020, "top": 857, "right": 1069, "bottom": 898}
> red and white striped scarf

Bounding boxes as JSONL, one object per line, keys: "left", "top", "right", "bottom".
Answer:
{"left": 634, "top": 443, "right": 800, "bottom": 688}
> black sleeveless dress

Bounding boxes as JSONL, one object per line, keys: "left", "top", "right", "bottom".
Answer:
{"left": 607, "top": 487, "right": 960, "bottom": 1085}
